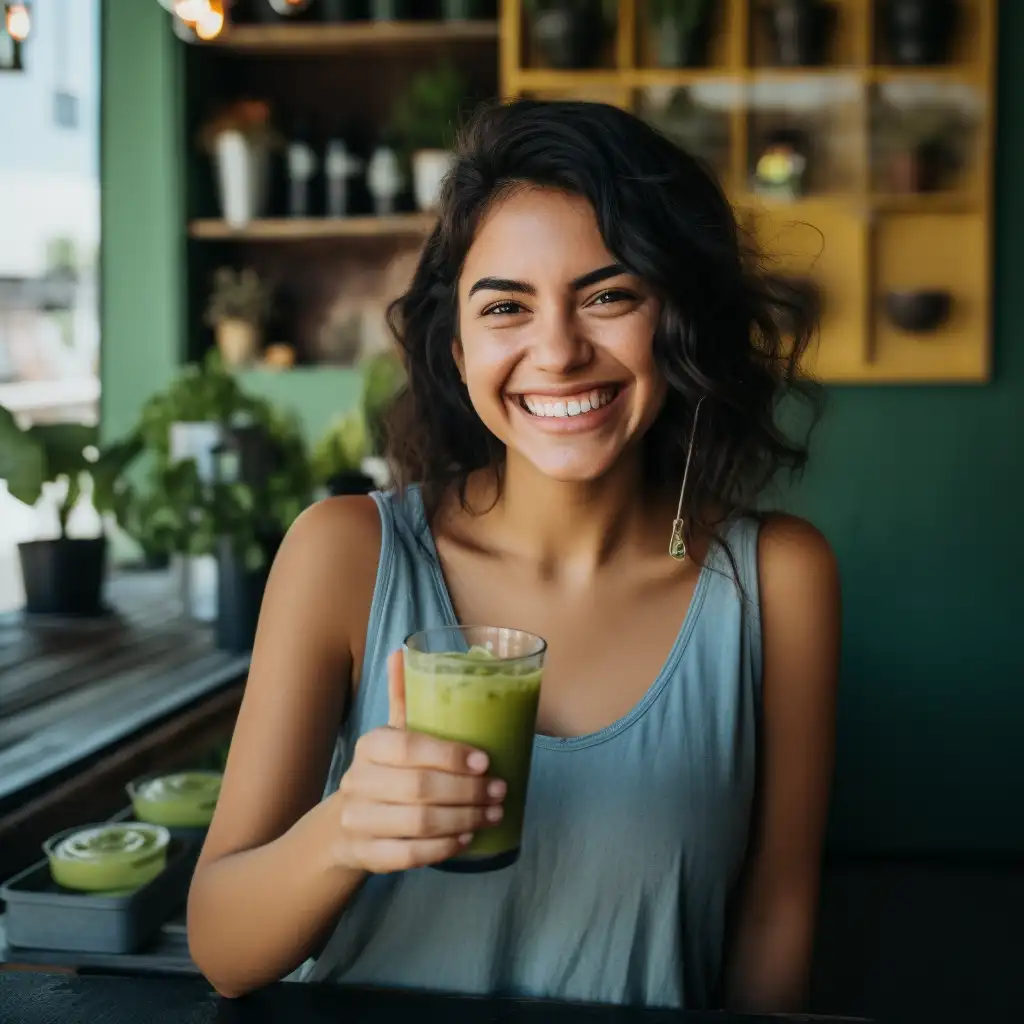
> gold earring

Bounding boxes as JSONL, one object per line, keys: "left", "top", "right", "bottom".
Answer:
{"left": 668, "top": 397, "right": 704, "bottom": 561}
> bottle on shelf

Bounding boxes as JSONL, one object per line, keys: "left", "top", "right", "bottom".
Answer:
{"left": 366, "top": 137, "right": 403, "bottom": 216}
{"left": 285, "top": 117, "right": 319, "bottom": 218}
{"left": 324, "top": 123, "right": 365, "bottom": 218}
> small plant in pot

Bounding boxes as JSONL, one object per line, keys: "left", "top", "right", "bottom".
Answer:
{"left": 198, "top": 99, "right": 280, "bottom": 229}
{"left": 95, "top": 354, "right": 314, "bottom": 647}
{"left": 0, "top": 407, "right": 107, "bottom": 616}
{"left": 764, "top": 0, "right": 835, "bottom": 68}
{"left": 524, "top": 0, "right": 617, "bottom": 70}
{"left": 311, "top": 351, "right": 406, "bottom": 496}
{"left": 204, "top": 266, "right": 272, "bottom": 369}
{"left": 647, "top": 0, "right": 713, "bottom": 69}
{"left": 390, "top": 62, "right": 468, "bottom": 213}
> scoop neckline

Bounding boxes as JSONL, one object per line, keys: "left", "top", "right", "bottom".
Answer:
{"left": 406, "top": 484, "right": 713, "bottom": 753}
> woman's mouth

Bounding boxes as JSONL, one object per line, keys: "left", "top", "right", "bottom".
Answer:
{"left": 511, "top": 384, "right": 624, "bottom": 433}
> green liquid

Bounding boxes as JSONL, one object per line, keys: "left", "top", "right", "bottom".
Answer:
{"left": 405, "top": 652, "right": 542, "bottom": 861}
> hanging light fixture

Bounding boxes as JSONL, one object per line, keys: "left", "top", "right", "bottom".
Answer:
{"left": 157, "top": 0, "right": 231, "bottom": 42}
{"left": 157, "top": 0, "right": 209, "bottom": 23}
{"left": 194, "top": 0, "right": 225, "bottom": 40}
{"left": 5, "top": 3, "right": 30, "bottom": 42}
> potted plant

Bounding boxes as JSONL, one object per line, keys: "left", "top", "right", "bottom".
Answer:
{"left": 369, "top": 0, "right": 411, "bottom": 18}
{"left": 311, "top": 351, "right": 405, "bottom": 496}
{"left": 204, "top": 267, "right": 272, "bottom": 369}
{"left": 875, "top": 100, "right": 963, "bottom": 194}
{"left": 647, "top": 0, "right": 712, "bottom": 68}
{"left": 441, "top": 0, "right": 491, "bottom": 19}
{"left": 198, "top": 99, "right": 280, "bottom": 229}
{"left": 0, "top": 407, "right": 107, "bottom": 616}
{"left": 524, "top": 0, "right": 616, "bottom": 70}
{"left": 321, "top": 0, "right": 368, "bottom": 20}
{"left": 96, "top": 353, "right": 314, "bottom": 646}
{"left": 390, "top": 63, "right": 468, "bottom": 212}
{"left": 763, "top": 0, "right": 835, "bottom": 67}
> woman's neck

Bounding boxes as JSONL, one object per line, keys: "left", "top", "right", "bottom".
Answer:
{"left": 456, "top": 452, "right": 672, "bottom": 578}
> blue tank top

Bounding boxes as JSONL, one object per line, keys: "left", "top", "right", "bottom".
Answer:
{"left": 303, "top": 485, "right": 762, "bottom": 1010}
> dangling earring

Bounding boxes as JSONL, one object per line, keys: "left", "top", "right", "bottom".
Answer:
{"left": 668, "top": 397, "right": 705, "bottom": 561}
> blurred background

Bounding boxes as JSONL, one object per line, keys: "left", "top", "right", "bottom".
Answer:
{"left": 0, "top": 2, "right": 1020, "bottom": 1021}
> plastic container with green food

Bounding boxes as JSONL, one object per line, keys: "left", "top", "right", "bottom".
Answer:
{"left": 44, "top": 822, "right": 170, "bottom": 894}
{"left": 127, "top": 770, "right": 222, "bottom": 829}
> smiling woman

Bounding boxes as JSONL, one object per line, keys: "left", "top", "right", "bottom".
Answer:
{"left": 187, "top": 99, "right": 841, "bottom": 1018}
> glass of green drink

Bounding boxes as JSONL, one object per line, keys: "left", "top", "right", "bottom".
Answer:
{"left": 403, "top": 625, "right": 546, "bottom": 873}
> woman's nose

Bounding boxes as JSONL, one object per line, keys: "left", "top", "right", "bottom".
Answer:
{"left": 528, "top": 311, "right": 593, "bottom": 375}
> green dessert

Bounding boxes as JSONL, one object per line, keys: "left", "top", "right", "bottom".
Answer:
{"left": 404, "top": 645, "right": 542, "bottom": 867}
{"left": 45, "top": 823, "right": 170, "bottom": 893}
{"left": 127, "top": 771, "right": 222, "bottom": 828}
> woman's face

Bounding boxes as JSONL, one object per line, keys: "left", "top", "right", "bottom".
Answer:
{"left": 455, "top": 187, "right": 666, "bottom": 483}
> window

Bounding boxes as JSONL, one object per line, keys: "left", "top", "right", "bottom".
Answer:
{"left": 0, "top": 0, "right": 100, "bottom": 615}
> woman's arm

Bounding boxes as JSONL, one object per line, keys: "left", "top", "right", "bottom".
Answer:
{"left": 186, "top": 496, "right": 382, "bottom": 998}
{"left": 723, "top": 515, "right": 841, "bottom": 1014}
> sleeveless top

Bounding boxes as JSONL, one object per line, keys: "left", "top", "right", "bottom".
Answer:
{"left": 303, "top": 485, "right": 763, "bottom": 1011}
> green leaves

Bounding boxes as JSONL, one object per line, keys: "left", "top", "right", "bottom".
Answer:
{"left": 0, "top": 405, "right": 47, "bottom": 507}
{"left": 0, "top": 407, "right": 98, "bottom": 533}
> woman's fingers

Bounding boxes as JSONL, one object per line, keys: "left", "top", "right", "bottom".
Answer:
{"left": 340, "top": 798, "right": 502, "bottom": 840}
{"left": 386, "top": 649, "right": 406, "bottom": 730}
{"left": 348, "top": 835, "right": 472, "bottom": 874}
{"left": 342, "top": 762, "right": 505, "bottom": 807}
{"left": 356, "top": 725, "right": 489, "bottom": 776}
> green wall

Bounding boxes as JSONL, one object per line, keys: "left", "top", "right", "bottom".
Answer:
{"left": 100, "top": 0, "right": 184, "bottom": 442}
{"left": 787, "top": 4, "right": 1024, "bottom": 854}
{"left": 101, "top": 2, "right": 1023, "bottom": 855}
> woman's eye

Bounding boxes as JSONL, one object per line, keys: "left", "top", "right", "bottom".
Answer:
{"left": 590, "top": 289, "right": 635, "bottom": 306}
{"left": 482, "top": 300, "right": 525, "bottom": 317}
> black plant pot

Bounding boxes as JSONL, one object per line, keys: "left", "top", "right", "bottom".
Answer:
{"left": 321, "top": 0, "right": 368, "bottom": 19}
{"left": 370, "top": 0, "right": 411, "bottom": 19}
{"left": 442, "top": 0, "right": 489, "bottom": 18}
{"left": 18, "top": 537, "right": 107, "bottom": 617}
{"left": 251, "top": 0, "right": 316, "bottom": 22}
{"left": 765, "top": 0, "right": 834, "bottom": 67}
{"left": 327, "top": 470, "right": 377, "bottom": 497}
{"left": 884, "top": 0, "right": 956, "bottom": 66}
{"left": 216, "top": 535, "right": 282, "bottom": 654}
{"left": 655, "top": 14, "right": 710, "bottom": 69}
{"left": 531, "top": 5, "right": 607, "bottom": 70}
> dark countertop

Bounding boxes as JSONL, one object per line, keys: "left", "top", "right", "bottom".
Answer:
{"left": 0, "top": 972, "right": 870, "bottom": 1024}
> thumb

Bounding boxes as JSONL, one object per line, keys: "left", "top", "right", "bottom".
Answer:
{"left": 386, "top": 649, "right": 406, "bottom": 729}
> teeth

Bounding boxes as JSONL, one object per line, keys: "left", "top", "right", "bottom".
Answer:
{"left": 522, "top": 387, "right": 616, "bottom": 418}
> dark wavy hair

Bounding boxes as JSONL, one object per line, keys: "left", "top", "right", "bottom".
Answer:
{"left": 385, "top": 99, "right": 822, "bottom": 548}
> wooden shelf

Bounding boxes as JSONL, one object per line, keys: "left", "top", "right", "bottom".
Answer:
{"left": 188, "top": 215, "right": 436, "bottom": 240}
{"left": 206, "top": 20, "right": 498, "bottom": 55}
{"left": 501, "top": 0, "right": 996, "bottom": 385}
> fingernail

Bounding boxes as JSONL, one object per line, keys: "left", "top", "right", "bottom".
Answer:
{"left": 467, "top": 751, "right": 489, "bottom": 772}
{"left": 487, "top": 780, "right": 507, "bottom": 800}
{"left": 458, "top": 832, "right": 474, "bottom": 845}
{"left": 485, "top": 806, "right": 504, "bottom": 822}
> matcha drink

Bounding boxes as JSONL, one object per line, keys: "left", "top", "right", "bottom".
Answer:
{"left": 404, "top": 626, "right": 546, "bottom": 872}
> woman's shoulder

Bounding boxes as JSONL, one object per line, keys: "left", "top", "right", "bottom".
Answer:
{"left": 754, "top": 512, "right": 841, "bottom": 640}
{"left": 756, "top": 512, "right": 837, "bottom": 579}
{"left": 266, "top": 496, "right": 383, "bottom": 657}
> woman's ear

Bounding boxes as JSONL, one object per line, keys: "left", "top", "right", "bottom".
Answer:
{"left": 451, "top": 338, "right": 466, "bottom": 384}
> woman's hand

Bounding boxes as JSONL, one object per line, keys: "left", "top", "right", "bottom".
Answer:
{"left": 332, "top": 651, "right": 506, "bottom": 874}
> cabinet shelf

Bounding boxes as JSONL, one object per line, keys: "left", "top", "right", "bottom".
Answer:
{"left": 188, "top": 216, "right": 436, "bottom": 241}
{"left": 501, "top": 0, "right": 996, "bottom": 384}
{"left": 205, "top": 20, "right": 498, "bottom": 55}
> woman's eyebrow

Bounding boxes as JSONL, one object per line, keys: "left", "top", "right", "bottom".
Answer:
{"left": 468, "top": 263, "right": 626, "bottom": 298}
